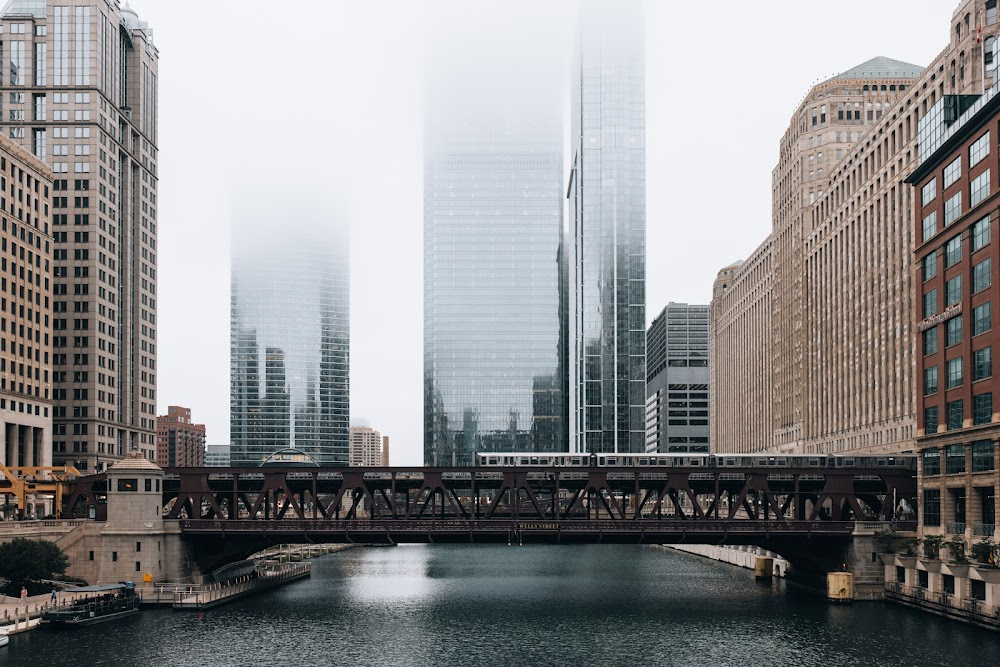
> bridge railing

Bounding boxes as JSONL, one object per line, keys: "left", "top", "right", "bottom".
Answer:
{"left": 179, "top": 518, "right": 864, "bottom": 535}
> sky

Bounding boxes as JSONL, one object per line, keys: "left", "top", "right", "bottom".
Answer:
{"left": 135, "top": 0, "right": 960, "bottom": 465}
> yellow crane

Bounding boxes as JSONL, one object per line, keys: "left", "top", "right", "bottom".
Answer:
{"left": 0, "top": 463, "right": 82, "bottom": 519}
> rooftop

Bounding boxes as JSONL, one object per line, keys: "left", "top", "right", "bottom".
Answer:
{"left": 108, "top": 450, "right": 163, "bottom": 473}
{"left": 829, "top": 56, "right": 924, "bottom": 82}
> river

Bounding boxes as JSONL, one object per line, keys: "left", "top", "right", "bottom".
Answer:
{"left": 4, "top": 544, "right": 997, "bottom": 666}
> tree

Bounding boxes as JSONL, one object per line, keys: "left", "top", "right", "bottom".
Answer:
{"left": 0, "top": 538, "right": 69, "bottom": 596}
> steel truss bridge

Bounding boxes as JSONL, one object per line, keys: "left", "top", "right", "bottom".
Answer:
{"left": 64, "top": 463, "right": 917, "bottom": 571}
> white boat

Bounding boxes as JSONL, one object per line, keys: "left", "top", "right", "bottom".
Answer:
{"left": 0, "top": 630, "right": 9, "bottom": 647}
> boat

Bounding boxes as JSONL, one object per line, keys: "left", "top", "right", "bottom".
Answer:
{"left": 40, "top": 582, "right": 140, "bottom": 628}
{"left": 0, "top": 630, "right": 8, "bottom": 647}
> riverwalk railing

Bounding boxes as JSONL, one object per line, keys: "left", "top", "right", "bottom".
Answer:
{"left": 887, "top": 583, "right": 999, "bottom": 620}
{"left": 0, "top": 519, "right": 89, "bottom": 535}
{"left": 172, "top": 562, "right": 311, "bottom": 610}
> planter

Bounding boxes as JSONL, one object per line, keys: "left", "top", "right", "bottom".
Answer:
{"left": 944, "top": 563, "right": 971, "bottom": 578}
{"left": 919, "top": 559, "right": 941, "bottom": 573}
{"left": 971, "top": 565, "right": 1000, "bottom": 584}
{"left": 896, "top": 556, "right": 918, "bottom": 568}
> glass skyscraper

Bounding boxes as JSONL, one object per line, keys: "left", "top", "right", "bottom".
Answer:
{"left": 568, "top": 0, "right": 646, "bottom": 453}
{"left": 423, "top": 13, "right": 567, "bottom": 466}
{"left": 230, "top": 227, "right": 349, "bottom": 466}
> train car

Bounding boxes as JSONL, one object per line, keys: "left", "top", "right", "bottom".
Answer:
{"left": 476, "top": 452, "right": 916, "bottom": 470}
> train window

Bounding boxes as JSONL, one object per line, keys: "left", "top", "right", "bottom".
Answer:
{"left": 639, "top": 458, "right": 649, "bottom": 466}
{"left": 876, "top": 457, "right": 887, "bottom": 466}
{"left": 776, "top": 458, "right": 787, "bottom": 466}
{"left": 488, "top": 457, "right": 498, "bottom": 465}
{"left": 807, "top": 457, "right": 819, "bottom": 466}
{"left": 724, "top": 457, "right": 735, "bottom": 466}
{"left": 530, "top": 457, "right": 539, "bottom": 465}
{"left": 844, "top": 458, "right": 855, "bottom": 466}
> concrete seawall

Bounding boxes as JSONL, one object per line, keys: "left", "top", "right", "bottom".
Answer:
{"left": 659, "top": 544, "right": 789, "bottom": 577}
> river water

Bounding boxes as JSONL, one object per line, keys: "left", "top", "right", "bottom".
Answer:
{"left": 4, "top": 544, "right": 998, "bottom": 666}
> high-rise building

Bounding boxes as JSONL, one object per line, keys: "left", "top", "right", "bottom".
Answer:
{"left": 0, "top": 135, "right": 52, "bottom": 471}
{"left": 204, "top": 444, "right": 229, "bottom": 468}
{"left": 0, "top": 1, "right": 159, "bottom": 471}
{"left": 711, "top": 0, "right": 998, "bottom": 455}
{"left": 349, "top": 426, "right": 385, "bottom": 467}
{"left": 568, "top": 0, "right": 645, "bottom": 453}
{"left": 155, "top": 405, "right": 205, "bottom": 468}
{"left": 230, "top": 225, "right": 349, "bottom": 467}
{"left": 423, "top": 6, "right": 567, "bottom": 466}
{"left": 645, "top": 304, "right": 710, "bottom": 454}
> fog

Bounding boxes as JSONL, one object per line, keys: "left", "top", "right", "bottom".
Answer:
{"left": 137, "top": 0, "right": 957, "bottom": 465}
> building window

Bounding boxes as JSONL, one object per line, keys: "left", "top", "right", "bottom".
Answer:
{"left": 973, "top": 215, "right": 992, "bottom": 252}
{"left": 924, "top": 489, "right": 942, "bottom": 526}
{"left": 925, "top": 366, "right": 939, "bottom": 395}
{"left": 974, "top": 302, "right": 992, "bottom": 336}
{"left": 923, "top": 211, "right": 938, "bottom": 242}
{"left": 944, "top": 192, "right": 963, "bottom": 226}
{"left": 924, "top": 326, "right": 939, "bottom": 355}
{"left": 947, "top": 316, "right": 963, "bottom": 347}
{"left": 924, "top": 251, "right": 938, "bottom": 281}
{"left": 971, "top": 169, "right": 991, "bottom": 208}
{"left": 945, "top": 156, "right": 963, "bottom": 188}
{"left": 924, "top": 289, "right": 939, "bottom": 317}
{"left": 922, "top": 178, "right": 938, "bottom": 206}
{"left": 946, "top": 443, "right": 967, "bottom": 473}
{"left": 948, "top": 399, "right": 965, "bottom": 430}
{"left": 947, "top": 357, "right": 964, "bottom": 389}
{"left": 974, "top": 392, "right": 993, "bottom": 425}
{"left": 923, "top": 448, "right": 942, "bottom": 476}
{"left": 971, "top": 132, "right": 991, "bottom": 167}
{"left": 925, "top": 406, "right": 940, "bottom": 434}
{"left": 945, "top": 236, "right": 962, "bottom": 267}
{"left": 974, "top": 258, "right": 992, "bottom": 294}
{"left": 972, "top": 440, "right": 995, "bottom": 471}
{"left": 946, "top": 275, "right": 962, "bottom": 306}
{"left": 974, "top": 347, "right": 993, "bottom": 381}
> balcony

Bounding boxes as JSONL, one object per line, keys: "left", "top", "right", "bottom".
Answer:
{"left": 946, "top": 522, "right": 967, "bottom": 534}
{"left": 973, "top": 523, "right": 996, "bottom": 536}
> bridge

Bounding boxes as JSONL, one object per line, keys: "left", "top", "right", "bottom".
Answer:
{"left": 61, "top": 461, "right": 918, "bottom": 583}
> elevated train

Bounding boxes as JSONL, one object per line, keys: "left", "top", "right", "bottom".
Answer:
{"left": 476, "top": 452, "right": 916, "bottom": 470}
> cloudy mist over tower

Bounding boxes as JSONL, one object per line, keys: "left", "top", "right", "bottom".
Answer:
{"left": 229, "top": 192, "right": 350, "bottom": 466}
{"left": 422, "top": 2, "right": 573, "bottom": 465}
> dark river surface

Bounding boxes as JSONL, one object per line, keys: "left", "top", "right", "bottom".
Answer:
{"left": 4, "top": 544, "right": 998, "bottom": 666}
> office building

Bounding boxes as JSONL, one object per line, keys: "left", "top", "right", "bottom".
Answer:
{"left": 889, "top": 81, "right": 1000, "bottom": 620}
{"left": 349, "top": 426, "right": 386, "bottom": 467}
{"left": 204, "top": 444, "right": 229, "bottom": 467}
{"left": 423, "top": 6, "right": 566, "bottom": 465}
{"left": 0, "top": 134, "right": 52, "bottom": 470}
{"left": 645, "top": 304, "right": 709, "bottom": 454}
{"left": 568, "top": 0, "right": 646, "bottom": 453}
{"left": 230, "top": 223, "right": 349, "bottom": 467}
{"left": 155, "top": 405, "right": 205, "bottom": 467}
{"left": 0, "top": 0, "right": 159, "bottom": 471}
{"left": 711, "top": 0, "right": 999, "bottom": 455}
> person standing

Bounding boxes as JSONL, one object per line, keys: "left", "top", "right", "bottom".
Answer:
{"left": 20, "top": 586, "right": 27, "bottom": 609}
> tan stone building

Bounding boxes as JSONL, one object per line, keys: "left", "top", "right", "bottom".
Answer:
{"left": 155, "top": 405, "right": 205, "bottom": 468}
{"left": 712, "top": 0, "right": 999, "bottom": 456}
{"left": 0, "top": 1, "right": 159, "bottom": 472}
{"left": 349, "top": 426, "right": 387, "bottom": 467}
{"left": 0, "top": 133, "right": 52, "bottom": 471}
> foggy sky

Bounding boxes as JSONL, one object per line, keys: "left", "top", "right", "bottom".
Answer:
{"left": 136, "top": 0, "right": 957, "bottom": 465}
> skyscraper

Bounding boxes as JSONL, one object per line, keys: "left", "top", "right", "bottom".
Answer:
{"left": 568, "top": 0, "right": 646, "bottom": 454}
{"left": 230, "top": 217, "right": 349, "bottom": 467}
{"left": 645, "top": 304, "right": 710, "bottom": 454}
{"left": 0, "top": 1, "right": 159, "bottom": 471}
{"left": 423, "top": 5, "right": 567, "bottom": 466}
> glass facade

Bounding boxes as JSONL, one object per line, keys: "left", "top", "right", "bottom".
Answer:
{"left": 230, "top": 231, "right": 349, "bottom": 466}
{"left": 568, "top": 0, "right": 646, "bottom": 453}
{"left": 422, "top": 26, "right": 566, "bottom": 466}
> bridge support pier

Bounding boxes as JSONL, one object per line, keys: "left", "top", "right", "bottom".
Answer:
{"left": 846, "top": 523, "right": 888, "bottom": 601}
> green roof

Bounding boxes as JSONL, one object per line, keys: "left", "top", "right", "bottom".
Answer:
{"left": 830, "top": 56, "right": 924, "bottom": 81}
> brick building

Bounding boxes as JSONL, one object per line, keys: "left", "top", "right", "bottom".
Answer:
{"left": 155, "top": 405, "right": 205, "bottom": 467}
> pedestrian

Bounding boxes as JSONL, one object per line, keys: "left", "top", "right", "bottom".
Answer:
{"left": 51, "top": 588, "right": 58, "bottom": 603}
{"left": 20, "top": 585, "right": 27, "bottom": 608}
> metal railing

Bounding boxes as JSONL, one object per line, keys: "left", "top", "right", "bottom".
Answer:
{"left": 973, "top": 523, "right": 996, "bottom": 536}
{"left": 946, "top": 522, "right": 967, "bottom": 534}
